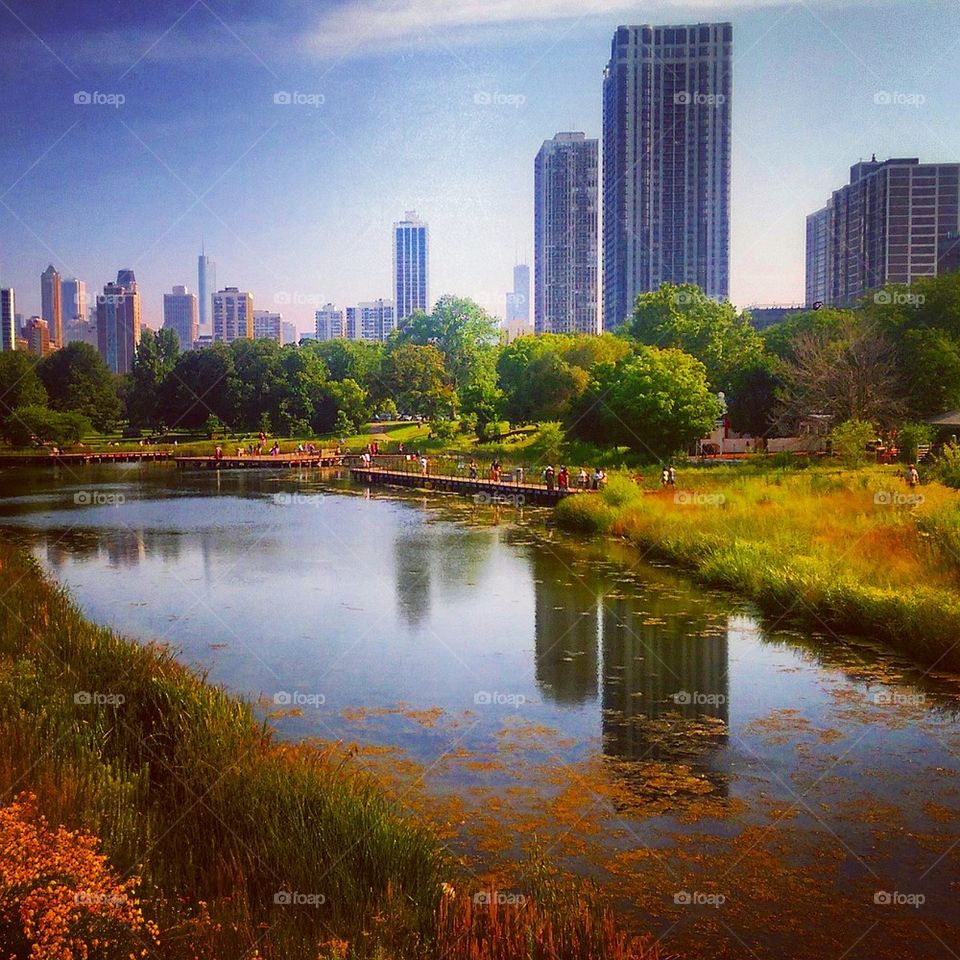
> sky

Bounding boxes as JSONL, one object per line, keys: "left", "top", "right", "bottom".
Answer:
{"left": 0, "top": 0, "right": 958, "bottom": 334}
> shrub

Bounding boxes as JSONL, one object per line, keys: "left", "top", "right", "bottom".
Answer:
{"left": 831, "top": 419, "right": 876, "bottom": 467}
{"left": 537, "top": 421, "right": 565, "bottom": 463}
{"left": 554, "top": 495, "right": 616, "bottom": 533}
{"left": 897, "top": 422, "right": 933, "bottom": 464}
{"left": 2, "top": 405, "right": 91, "bottom": 447}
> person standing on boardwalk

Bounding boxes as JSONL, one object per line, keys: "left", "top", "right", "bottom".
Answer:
{"left": 469, "top": 460, "right": 478, "bottom": 479}
{"left": 214, "top": 445, "right": 223, "bottom": 461}
{"left": 578, "top": 467, "right": 588, "bottom": 489}
{"left": 558, "top": 466, "right": 569, "bottom": 490}
{"left": 544, "top": 465, "right": 555, "bottom": 491}
{"left": 420, "top": 456, "right": 428, "bottom": 476}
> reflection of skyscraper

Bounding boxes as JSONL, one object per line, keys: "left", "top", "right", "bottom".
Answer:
{"left": 601, "top": 593, "right": 728, "bottom": 763}
{"left": 198, "top": 246, "right": 215, "bottom": 333}
{"left": 531, "top": 549, "right": 599, "bottom": 704}
{"left": 393, "top": 531, "right": 431, "bottom": 627}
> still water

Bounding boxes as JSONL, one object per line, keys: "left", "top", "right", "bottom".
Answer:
{"left": 1, "top": 464, "right": 959, "bottom": 959}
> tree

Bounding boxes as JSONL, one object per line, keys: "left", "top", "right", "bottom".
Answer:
{"left": 2, "top": 405, "right": 91, "bottom": 447}
{"left": 762, "top": 308, "right": 851, "bottom": 361}
{"left": 382, "top": 343, "right": 455, "bottom": 419}
{"left": 775, "top": 319, "right": 906, "bottom": 430}
{"left": 572, "top": 347, "right": 722, "bottom": 459}
{"left": 0, "top": 353, "right": 48, "bottom": 419}
{"left": 628, "top": 283, "right": 763, "bottom": 392}
{"left": 831, "top": 419, "right": 876, "bottom": 468}
{"left": 725, "top": 355, "right": 783, "bottom": 436}
{"left": 37, "top": 343, "right": 121, "bottom": 431}
{"left": 127, "top": 328, "right": 179, "bottom": 429}
{"left": 157, "top": 344, "right": 238, "bottom": 431}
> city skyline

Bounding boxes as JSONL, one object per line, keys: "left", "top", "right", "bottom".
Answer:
{"left": 0, "top": 1, "right": 958, "bottom": 333}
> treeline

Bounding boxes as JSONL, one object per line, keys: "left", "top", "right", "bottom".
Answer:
{"left": 2, "top": 275, "right": 959, "bottom": 458}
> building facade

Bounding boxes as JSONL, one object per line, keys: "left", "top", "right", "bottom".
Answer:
{"left": 282, "top": 320, "right": 297, "bottom": 346}
{"left": 96, "top": 270, "right": 141, "bottom": 373}
{"left": 346, "top": 299, "right": 395, "bottom": 342}
{"left": 253, "top": 310, "right": 283, "bottom": 342}
{"left": 0, "top": 288, "right": 15, "bottom": 351}
{"left": 534, "top": 132, "right": 599, "bottom": 335}
{"left": 60, "top": 277, "right": 86, "bottom": 326}
{"left": 506, "top": 263, "right": 530, "bottom": 324}
{"left": 393, "top": 212, "right": 429, "bottom": 325}
{"left": 40, "top": 264, "right": 62, "bottom": 346}
{"left": 315, "top": 303, "right": 346, "bottom": 341}
{"left": 212, "top": 287, "right": 253, "bottom": 342}
{"left": 198, "top": 248, "right": 215, "bottom": 333}
{"left": 162, "top": 285, "right": 199, "bottom": 353}
{"left": 25, "top": 317, "right": 51, "bottom": 357}
{"left": 602, "top": 22, "right": 732, "bottom": 329}
{"left": 805, "top": 157, "right": 960, "bottom": 307}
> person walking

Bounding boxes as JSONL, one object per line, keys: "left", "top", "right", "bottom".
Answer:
{"left": 420, "top": 455, "right": 428, "bottom": 476}
{"left": 667, "top": 465, "right": 676, "bottom": 486}
{"left": 469, "top": 459, "right": 479, "bottom": 479}
{"left": 544, "top": 464, "right": 555, "bottom": 491}
{"left": 558, "top": 465, "right": 569, "bottom": 490}
{"left": 907, "top": 463, "right": 920, "bottom": 488}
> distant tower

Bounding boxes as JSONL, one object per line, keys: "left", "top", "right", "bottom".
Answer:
{"left": 534, "top": 133, "right": 599, "bottom": 335}
{"left": 60, "top": 277, "right": 87, "bottom": 324}
{"left": 97, "top": 269, "right": 141, "bottom": 373}
{"left": 198, "top": 243, "right": 216, "bottom": 333}
{"left": 506, "top": 264, "right": 530, "bottom": 323}
{"left": 393, "top": 212, "right": 429, "bottom": 325}
{"left": 0, "top": 287, "right": 15, "bottom": 351}
{"left": 162, "top": 285, "right": 199, "bottom": 352}
{"left": 40, "top": 264, "right": 62, "bottom": 346}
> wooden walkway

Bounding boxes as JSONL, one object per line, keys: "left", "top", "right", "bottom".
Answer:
{"left": 349, "top": 466, "right": 587, "bottom": 505}
{"left": 175, "top": 453, "right": 342, "bottom": 470}
{"left": 0, "top": 451, "right": 173, "bottom": 467}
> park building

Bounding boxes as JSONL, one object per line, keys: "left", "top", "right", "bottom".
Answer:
{"left": 162, "top": 285, "right": 199, "bottom": 353}
{"left": 212, "top": 287, "right": 253, "bottom": 342}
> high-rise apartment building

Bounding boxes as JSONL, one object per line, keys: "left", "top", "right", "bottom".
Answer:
{"left": 316, "top": 304, "right": 346, "bottom": 341}
{"left": 198, "top": 247, "right": 216, "bottom": 333}
{"left": 602, "top": 23, "right": 732, "bottom": 328}
{"left": 393, "top": 212, "right": 429, "bottom": 325}
{"left": 346, "top": 299, "right": 395, "bottom": 342}
{"left": 25, "top": 317, "right": 51, "bottom": 357}
{"left": 96, "top": 269, "right": 141, "bottom": 373}
{"left": 163, "top": 285, "right": 199, "bottom": 352}
{"left": 253, "top": 310, "right": 283, "bottom": 342}
{"left": 805, "top": 157, "right": 960, "bottom": 307}
{"left": 534, "top": 132, "right": 599, "bottom": 335}
{"left": 0, "top": 287, "right": 15, "bottom": 351}
{"left": 212, "top": 287, "right": 253, "bottom": 342}
{"left": 282, "top": 320, "right": 297, "bottom": 346}
{"left": 40, "top": 264, "right": 63, "bottom": 346}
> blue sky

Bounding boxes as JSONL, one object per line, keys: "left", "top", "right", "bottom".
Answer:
{"left": 0, "top": 0, "right": 958, "bottom": 334}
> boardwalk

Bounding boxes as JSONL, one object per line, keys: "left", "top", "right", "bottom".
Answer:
{"left": 349, "top": 465, "right": 588, "bottom": 505}
{"left": 0, "top": 451, "right": 173, "bottom": 467}
{"left": 175, "top": 453, "right": 342, "bottom": 470}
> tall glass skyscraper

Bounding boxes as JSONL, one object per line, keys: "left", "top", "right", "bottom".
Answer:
{"left": 40, "top": 263, "right": 62, "bottom": 346}
{"left": 534, "top": 133, "right": 599, "bottom": 335}
{"left": 393, "top": 212, "right": 429, "bottom": 324}
{"left": 198, "top": 245, "right": 216, "bottom": 333}
{"left": 602, "top": 23, "right": 732, "bottom": 329}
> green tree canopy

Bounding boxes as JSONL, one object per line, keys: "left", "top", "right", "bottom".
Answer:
{"left": 0, "top": 352, "right": 48, "bottom": 420}
{"left": 37, "top": 343, "right": 122, "bottom": 431}
{"left": 382, "top": 343, "right": 455, "bottom": 419}
{"left": 127, "top": 328, "right": 180, "bottom": 429}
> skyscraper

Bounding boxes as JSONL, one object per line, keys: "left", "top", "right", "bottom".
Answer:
{"left": 198, "top": 246, "right": 216, "bottom": 333}
{"left": 25, "top": 317, "right": 51, "bottom": 356}
{"left": 805, "top": 157, "right": 960, "bottom": 307}
{"left": 162, "top": 285, "right": 199, "bottom": 352}
{"left": 393, "top": 211, "right": 429, "bottom": 324}
{"left": 40, "top": 264, "right": 62, "bottom": 346}
{"left": 506, "top": 264, "right": 530, "bottom": 323}
{"left": 60, "top": 277, "right": 86, "bottom": 325}
{"left": 315, "top": 304, "right": 346, "bottom": 341}
{"left": 534, "top": 133, "right": 599, "bottom": 335}
{"left": 212, "top": 287, "right": 253, "bottom": 342}
{"left": 603, "top": 23, "right": 732, "bottom": 329}
{"left": 97, "top": 269, "right": 141, "bottom": 373}
{"left": 0, "top": 287, "right": 15, "bottom": 352}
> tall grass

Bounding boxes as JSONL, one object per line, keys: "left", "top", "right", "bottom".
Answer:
{"left": 556, "top": 465, "right": 960, "bottom": 671}
{"left": 0, "top": 545, "right": 662, "bottom": 959}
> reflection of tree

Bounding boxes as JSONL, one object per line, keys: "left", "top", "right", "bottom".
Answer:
{"left": 393, "top": 531, "right": 432, "bottom": 628}
{"left": 531, "top": 548, "right": 599, "bottom": 704}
